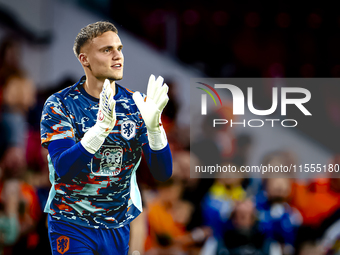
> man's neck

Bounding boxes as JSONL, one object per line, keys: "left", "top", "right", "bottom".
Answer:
{"left": 83, "top": 75, "right": 116, "bottom": 99}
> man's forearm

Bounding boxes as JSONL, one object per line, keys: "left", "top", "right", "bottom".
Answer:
{"left": 48, "top": 139, "right": 94, "bottom": 179}
{"left": 49, "top": 140, "right": 173, "bottom": 182}
{"left": 142, "top": 143, "right": 172, "bottom": 182}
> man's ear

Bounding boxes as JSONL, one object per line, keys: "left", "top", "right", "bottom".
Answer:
{"left": 79, "top": 53, "right": 90, "bottom": 67}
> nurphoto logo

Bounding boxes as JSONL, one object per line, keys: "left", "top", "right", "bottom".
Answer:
{"left": 196, "top": 81, "right": 312, "bottom": 128}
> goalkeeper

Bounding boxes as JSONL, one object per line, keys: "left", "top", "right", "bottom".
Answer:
{"left": 40, "top": 21, "right": 172, "bottom": 255}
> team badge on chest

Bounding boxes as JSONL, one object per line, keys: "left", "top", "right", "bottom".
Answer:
{"left": 121, "top": 120, "right": 136, "bottom": 140}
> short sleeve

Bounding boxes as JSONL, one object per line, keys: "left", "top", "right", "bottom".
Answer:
{"left": 40, "top": 95, "right": 75, "bottom": 148}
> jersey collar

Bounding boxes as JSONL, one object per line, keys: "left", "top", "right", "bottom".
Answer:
{"left": 76, "top": 76, "right": 121, "bottom": 103}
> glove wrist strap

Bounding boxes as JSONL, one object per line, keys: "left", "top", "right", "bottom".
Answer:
{"left": 80, "top": 125, "right": 110, "bottom": 154}
{"left": 147, "top": 126, "right": 168, "bottom": 150}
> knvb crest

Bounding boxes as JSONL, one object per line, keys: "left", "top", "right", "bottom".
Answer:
{"left": 121, "top": 120, "right": 136, "bottom": 140}
{"left": 57, "top": 236, "right": 69, "bottom": 254}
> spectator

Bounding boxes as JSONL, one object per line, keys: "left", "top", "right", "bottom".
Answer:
{"left": 290, "top": 154, "right": 340, "bottom": 228}
{"left": 0, "top": 160, "right": 42, "bottom": 254}
{"left": 0, "top": 36, "right": 36, "bottom": 175}
{"left": 219, "top": 199, "right": 267, "bottom": 255}
{"left": 255, "top": 178, "right": 302, "bottom": 255}
{"left": 0, "top": 179, "right": 20, "bottom": 254}
{"left": 0, "top": 35, "right": 40, "bottom": 254}
{"left": 201, "top": 166, "right": 246, "bottom": 239}
{"left": 145, "top": 178, "right": 210, "bottom": 254}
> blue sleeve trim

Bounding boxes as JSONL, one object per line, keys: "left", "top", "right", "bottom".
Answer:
{"left": 48, "top": 139, "right": 94, "bottom": 180}
{"left": 142, "top": 143, "right": 172, "bottom": 182}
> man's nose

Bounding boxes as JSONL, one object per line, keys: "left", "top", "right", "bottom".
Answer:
{"left": 112, "top": 50, "right": 122, "bottom": 60}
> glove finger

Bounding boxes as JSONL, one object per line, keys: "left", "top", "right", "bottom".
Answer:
{"left": 146, "top": 74, "right": 156, "bottom": 100}
{"left": 100, "top": 80, "right": 108, "bottom": 105}
{"left": 154, "top": 83, "right": 169, "bottom": 106}
{"left": 103, "top": 80, "right": 114, "bottom": 115}
{"left": 156, "top": 93, "right": 169, "bottom": 112}
{"left": 132, "top": 92, "right": 145, "bottom": 111}
{"left": 101, "top": 80, "right": 109, "bottom": 106}
{"left": 107, "top": 85, "right": 114, "bottom": 100}
{"left": 151, "top": 76, "right": 164, "bottom": 101}
{"left": 102, "top": 79, "right": 110, "bottom": 97}
{"left": 103, "top": 91, "right": 111, "bottom": 114}
{"left": 109, "top": 98, "right": 116, "bottom": 119}
{"left": 103, "top": 78, "right": 110, "bottom": 89}
{"left": 99, "top": 91, "right": 104, "bottom": 109}
{"left": 106, "top": 87, "right": 114, "bottom": 115}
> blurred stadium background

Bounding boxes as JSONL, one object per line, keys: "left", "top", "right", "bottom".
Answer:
{"left": 0, "top": 0, "right": 340, "bottom": 254}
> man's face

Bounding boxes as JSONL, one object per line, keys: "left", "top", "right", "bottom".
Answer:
{"left": 82, "top": 31, "right": 124, "bottom": 81}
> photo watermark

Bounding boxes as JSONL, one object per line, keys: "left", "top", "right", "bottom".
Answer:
{"left": 190, "top": 78, "right": 339, "bottom": 178}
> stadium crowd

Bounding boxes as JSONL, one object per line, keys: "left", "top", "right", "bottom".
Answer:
{"left": 0, "top": 28, "right": 340, "bottom": 255}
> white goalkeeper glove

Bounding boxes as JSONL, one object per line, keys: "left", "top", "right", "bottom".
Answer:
{"left": 133, "top": 74, "right": 169, "bottom": 150}
{"left": 81, "top": 79, "right": 116, "bottom": 154}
